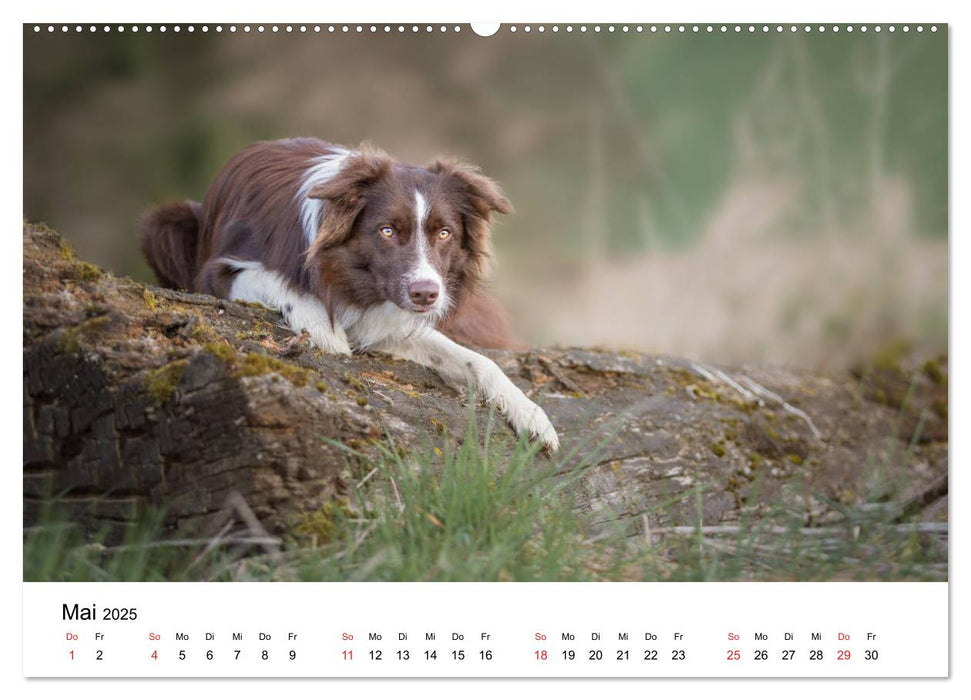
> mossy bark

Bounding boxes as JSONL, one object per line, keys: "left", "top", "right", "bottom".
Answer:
{"left": 22, "top": 223, "right": 948, "bottom": 544}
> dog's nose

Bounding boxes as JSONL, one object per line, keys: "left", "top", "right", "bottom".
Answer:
{"left": 409, "top": 280, "right": 440, "bottom": 307}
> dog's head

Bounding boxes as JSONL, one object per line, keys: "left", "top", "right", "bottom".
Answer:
{"left": 304, "top": 148, "right": 511, "bottom": 322}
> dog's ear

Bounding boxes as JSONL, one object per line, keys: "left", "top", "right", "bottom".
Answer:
{"left": 306, "top": 149, "right": 393, "bottom": 258}
{"left": 428, "top": 159, "right": 513, "bottom": 290}
{"left": 427, "top": 159, "right": 513, "bottom": 219}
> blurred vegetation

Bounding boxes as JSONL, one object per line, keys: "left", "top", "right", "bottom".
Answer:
{"left": 23, "top": 25, "right": 947, "bottom": 365}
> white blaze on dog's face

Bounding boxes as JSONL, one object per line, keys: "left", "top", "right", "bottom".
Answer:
{"left": 304, "top": 151, "right": 512, "bottom": 323}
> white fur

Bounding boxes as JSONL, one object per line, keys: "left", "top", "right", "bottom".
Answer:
{"left": 409, "top": 189, "right": 446, "bottom": 313}
{"left": 340, "top": 301, "right": 436, "bottom": 350}
{"left": 377, "top": 328, "right": 560, "bottom": 452}
{"left": 297, "top": 148, "right": 352, "bottom": 246}
{"left": 226, "top": 261, "right": 352, "bottom": 355}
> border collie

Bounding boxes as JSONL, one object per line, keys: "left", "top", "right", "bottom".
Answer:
{"left": 139, "top": 138, "right": 559, "bottom": 452}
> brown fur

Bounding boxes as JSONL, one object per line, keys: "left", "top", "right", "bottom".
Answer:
{"left": 137, "top": 200, "right": 201, "bottom": 291}
{"left": 140, "top": 138, "right": 516, "bottom": 348}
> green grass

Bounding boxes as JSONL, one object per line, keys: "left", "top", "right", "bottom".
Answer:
{"left": 24, "top": 404, "right": 945, "bottom": 583}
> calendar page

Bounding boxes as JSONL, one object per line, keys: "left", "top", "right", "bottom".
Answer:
{"left": 19, "top": 6, "right": 952, "bottom": 688}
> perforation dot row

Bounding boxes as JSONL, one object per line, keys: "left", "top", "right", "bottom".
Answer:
{"left": 32, "top": 24, "right": 940, "bottom": 34}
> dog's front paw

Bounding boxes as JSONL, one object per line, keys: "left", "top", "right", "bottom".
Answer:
{"left": 310, "top": 329, "right": 353, "bottom": 356}
{"left": 503, "top": 392, "right": 560, "bottom": 454}
{"left": 297, "top": 320, "right": 352, "bottom": 356}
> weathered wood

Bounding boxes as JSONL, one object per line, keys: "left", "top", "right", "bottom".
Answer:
{"left": 23, "top": 223, "right": 948, "bottom": 547}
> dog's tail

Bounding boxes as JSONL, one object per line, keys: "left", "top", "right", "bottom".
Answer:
{"left": 138, "top": 200, "right": 202, "bottom": 291}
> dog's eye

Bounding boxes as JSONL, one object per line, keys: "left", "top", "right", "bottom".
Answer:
{"left": 438, "top": 228, "right": 452, "bottom": 241}
{"left": 379, "top": 226, "right": 395, "bottom": 238}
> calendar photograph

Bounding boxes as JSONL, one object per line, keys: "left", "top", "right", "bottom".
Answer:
{"left": 23, "top": 22, "right": 948, "bottom": 587}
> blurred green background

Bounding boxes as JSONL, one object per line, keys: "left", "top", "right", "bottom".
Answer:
{"left": 23, "top": 25, "right": 947, "bottom": 367}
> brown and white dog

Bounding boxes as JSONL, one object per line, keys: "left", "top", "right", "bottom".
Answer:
{"left": 139, "top": 137, "right": 559, "bottom": 451}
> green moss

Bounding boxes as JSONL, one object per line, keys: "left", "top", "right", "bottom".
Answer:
{"left": 57, "top": 315, "right": 111, "bottom": 355}
{"left": 356, "top": 396, "right": 368, "bottom": 406}
{"left": 748, "top": 453, "right": 763, "bottom": 469}
{"left": 144, "top": 360, "right": 188, "bottom": 404}
{"left": 235, "top": 352, "right": 311, "bottom": 387}
{"left": 189, "top": 317, "right": 218, "bottom": 343}
{"left": 71, "top": 261, "right": 102, "bottom": 282}
{"left": 58, "top": 238, "right": 75, "bottom": 261}
{"left": 344, "top": 372, "right": 367, "bottom": 393}
{"left": 294, "top": 499, "right": 353, "bottom": 544}
{"left": 786, "top": 454, "right": 804, "bottom": 465}
{"left": 315, "top": 381, "right": 328, "bottom": 392}
{"left": 711, "top": 442, "right": 726, "bottom": 457}
{"left": 205, "top": 341, "right": 311, "bottom": 387}
{"left": 233, "top": 318, "right": 274, "bottom": 341}
{"left": 142, "top": 289, "right": 158, "bottom": 312}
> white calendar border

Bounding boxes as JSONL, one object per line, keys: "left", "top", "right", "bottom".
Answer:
{"left": 5, "top": 0, "right": 963, "bottom": 696}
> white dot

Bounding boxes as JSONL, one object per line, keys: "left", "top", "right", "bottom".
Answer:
{"left": 159, "top": 26, "right": 166, "bottom": 33}
{"left": 525, "top": 26, "right": 532, "bottom": 33}
{"left": 931, "top": 25, "right": 938, "bottom": 32}
{"left": 918, "top": 25, "right": 925, "bottom": 32}
{"left": 889, "top": 26, "right": 896, "bottom": 33}
{"left": 144, "top": 25, "right": 151, "bottom": 33}
{"left": 833, "top": 26, "right": 840, "bottom": 33}
{"left": 861, "top": 25, "right": 867, "bottom": 32}
{"left": 819, "top": 25, "right": 825, "bottom": 32}
{"left": 875, "top": 25, "right": 882, "bottom": 33}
